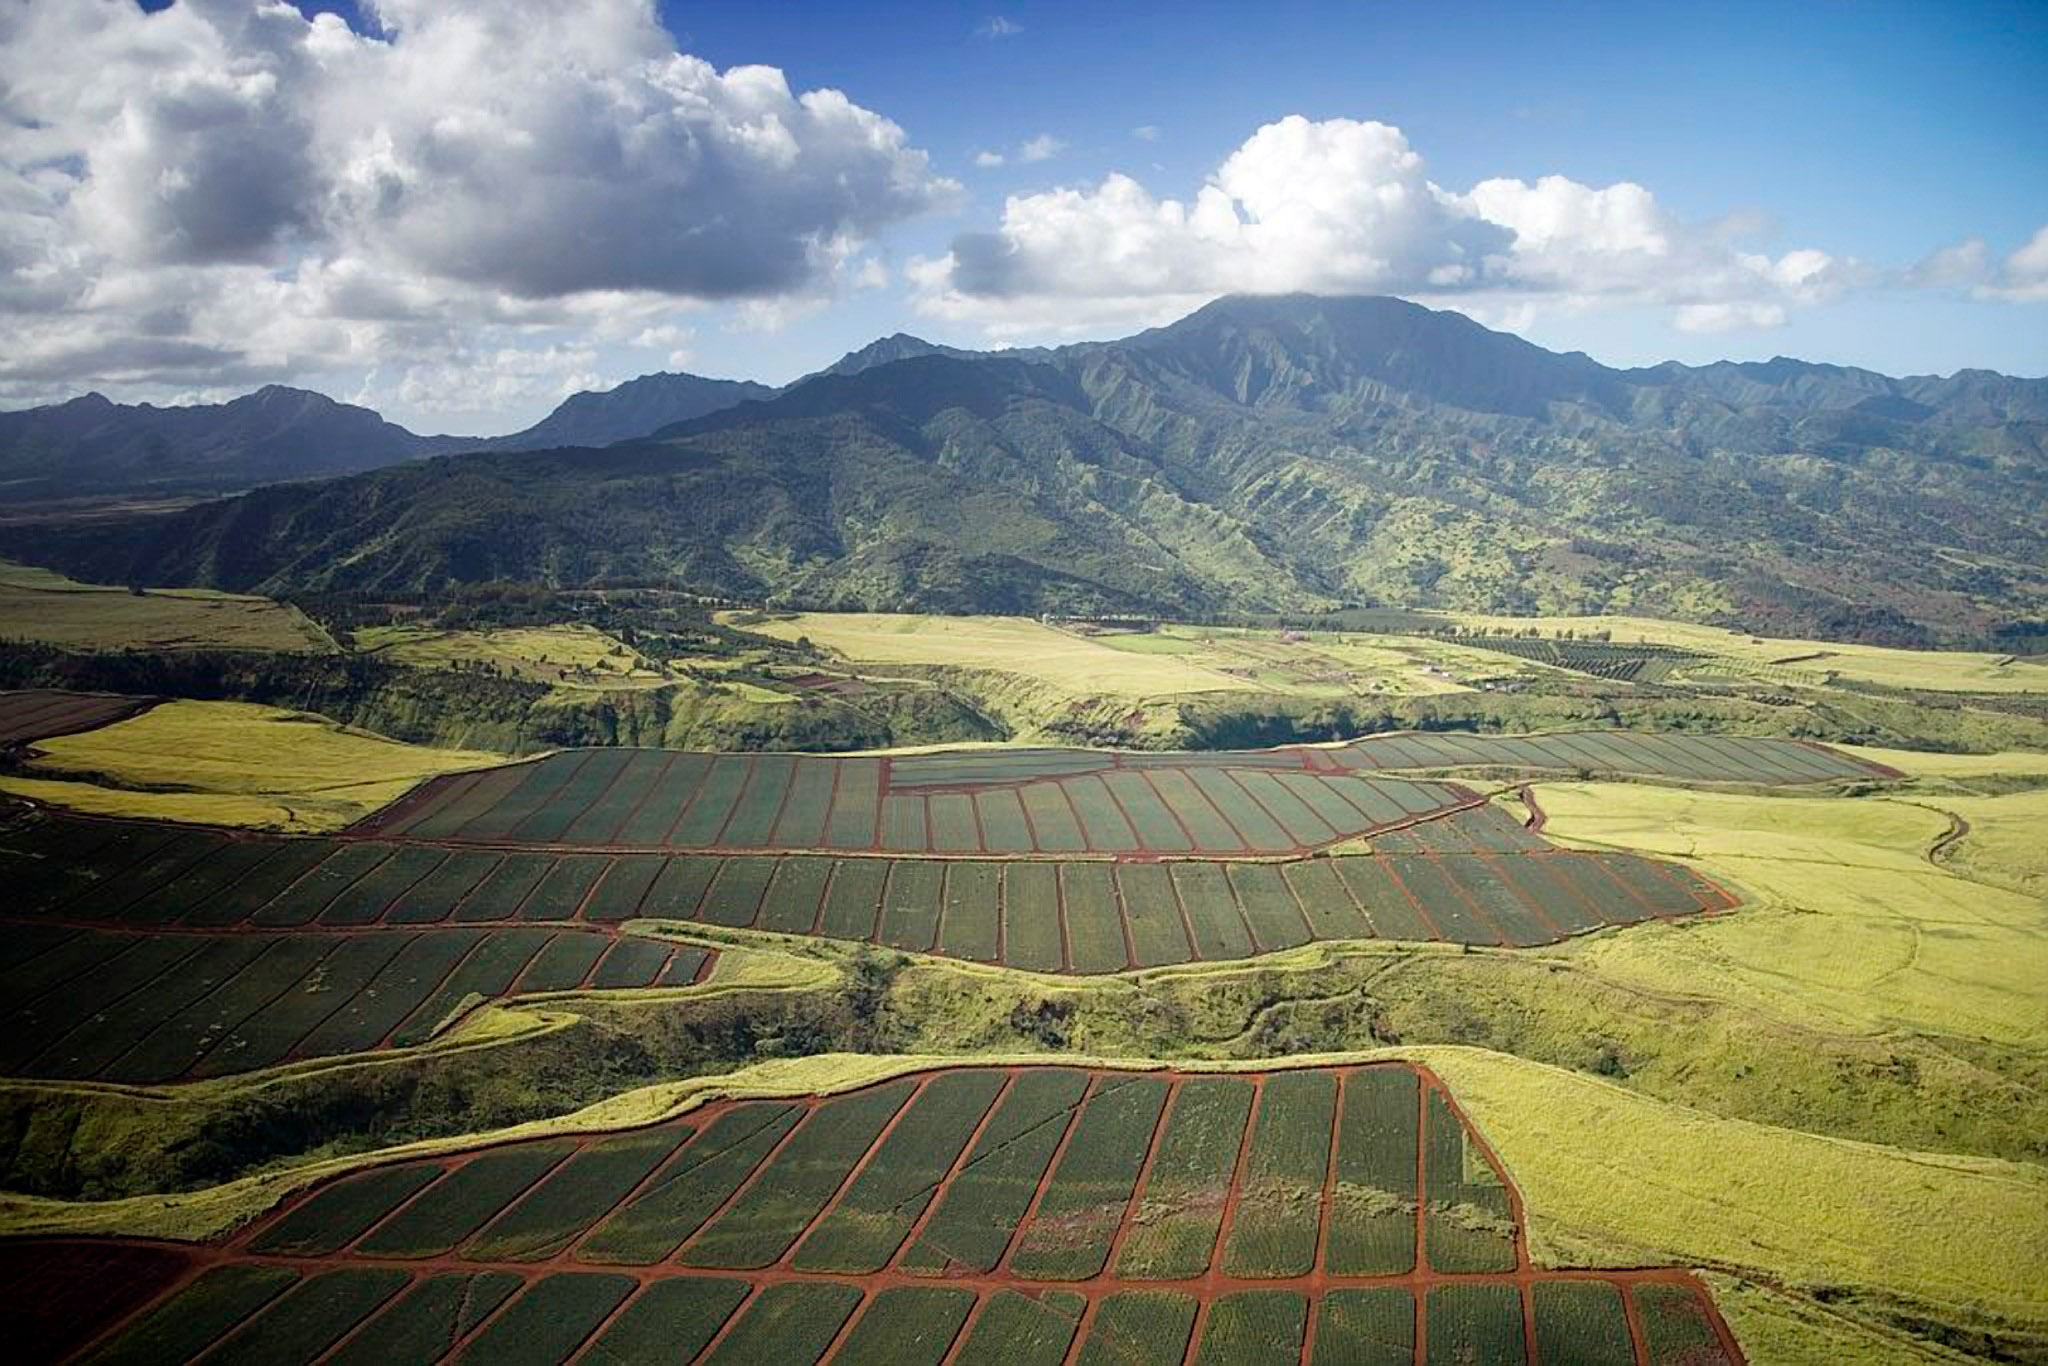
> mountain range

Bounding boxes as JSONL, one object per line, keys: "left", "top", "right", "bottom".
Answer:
{"left": 5, "top": 294, "right": 2043, "bottom": 644}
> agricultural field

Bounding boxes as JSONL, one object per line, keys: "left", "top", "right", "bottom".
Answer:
{"left": 0, "top": 560, "right": 332, "bottom": 653}
{"left": 362, "top": 730, "right": 1887, "bottom": 858}
{"left": 0, "top": 688, "right": 152, "bottom": 747}
{"left": 0, "top": 803, "right": 1732, "bottom": 979}
{"left": 0, "top": 700, "right": 508, "bottom": 831}
{"left": 29, "top": 1062, "right": 1741, "bottom": 1365}
{"left": 353, "top": 623, "right": 670, "bottom": 690}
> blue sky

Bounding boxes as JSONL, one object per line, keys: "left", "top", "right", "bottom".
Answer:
{"left": 10, "top": 0, "right": 2046, "bottom": 430}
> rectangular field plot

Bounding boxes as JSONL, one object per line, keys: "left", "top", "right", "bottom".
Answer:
{"left": 1335, "top": 728, "right": 1892, "bottom": 785}
{"left": 59, "top": 1062, "right": 1734, "bottom": 1366}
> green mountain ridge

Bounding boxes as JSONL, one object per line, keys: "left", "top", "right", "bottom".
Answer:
{"left": 7, "top": 294, "right": 2044, "bottom": 645}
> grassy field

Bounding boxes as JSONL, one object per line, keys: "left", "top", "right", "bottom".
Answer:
{"left": 353, "top": 623, "right": 668, "bottom": 689}
{"left": 1439, "top": 608, "right": 2048, "bottom": 693}
{"left": 729, "top": 612, "right": 1261, "bottom": 697}
{"left": 0, "top": 560, "right": 331, "bottom": 653}
{"left": 0, "top": 700, "right": 507, "bottom": 830}
{"left": 1082, "top": 623, "right": 1517, "bottom": 697}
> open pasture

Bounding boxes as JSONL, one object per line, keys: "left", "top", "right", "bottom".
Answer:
{"left": 0, "top": 688, "right": 153, "bottom": 747}
{"left": 0, "top": 921, "right": 711, "bottom": 1084}
{"left": 0, "top": 811, "right": 1733, "bottom": 977}
{"left": 356, "top": 748, "right": 1483, "bottom": 857}
{"left": 37, "top": 1062, "right": 1742, "bottom": 1365}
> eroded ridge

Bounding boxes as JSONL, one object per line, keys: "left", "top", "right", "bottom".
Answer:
{"left": 32, "top": 1062, "right": 1744, "bottom": 1365}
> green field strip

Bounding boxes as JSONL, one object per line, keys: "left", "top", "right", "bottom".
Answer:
{"left": 1019, "top": 779, "right": 1088, "bottom": 853}
{"left": 515, "top": 853, "right": 609, "bottom": 922}
{"left": 1598, "top": 852, "right": 1709, "bottom": 915}
{"left": 580, "top": 1275, "right": 750, "bottom": 1364}
{"left": 353, "top": 1141, "right": 576, "bottom": 1258}
{"left": 4, "top": 820, "right": 167, "bottom": 911}
{"left": 0, "top": 935, "right": 204, "bottom": 1072}
{"left": 321, "top": 1272, "right": 523, "bottom": 1366}
{"left": 879, "top": 793, "right": 930, "bottom": 852}
{"left": 558, "top": 752, "right": 671, "bottom": 846}
{"left": 1422, "top": 1088, "right": 1516, "bottom": 1273}
{"left": 83, "top": 934, "right": 336, "bottom": 1084}
{"left": 1002, "top": 862, "right": 1066, "bottom": 972}
{"left": 1325, "top": 1066, "right": 1418, "bottom": 1276}
{"left": 450, "top": 851, "right": 554, "bottom": 922}
{"left": 1384, "top": 857, "right": 1500, "bottom": 945}
{"left": 1221, "top": 1069, "right": 1337, "bottom": 1278}
{"left": 700, "top": 1282, "right": 863, "bottom": 1366}
{"left": 1531, "top": 1281, "right": 1634, "bottom": 1365}
{"left": 450, "top": 1271, "right": 636, "bottom": 1366}
{"left": 1310, "top": 1287, "right": 1415, "bottom": 1366}
{"left": 1223, "top": 863, "right": 1312, "bottom": 952}
{"left": 1369, "top": 828, "right": 1426, "bottom": 853}
{"left": 951, "top": 1289, "right": 1086, "bottom": 1366}
{"left": 1141, "top": 768, "right": 1246, "bottom": 853}
{"left": 511, "top": 750, "right": 635, "bottom": 844}
{"left": 682, "top": 1079, "right": 917, "bottom": 1269}
{"left": 1116, "top": 1075, "right": 1254, "bottom": 1280}
{"left": 1491, "top": 854, "right": 1604, "bottom": 936}
{"left": 305, "top": 843, "right": 430, "bottom": 929}
{"left": 389, "top": 764, "right": 515, "bottom": 840}
{"left": 382, "top": 849, "right": 502, "bottom": 925}
{"left": 699, "top": 855, "right": 777, "bottom": 928}
{"left": 0, "top": 923, "right": 86, "bottom": 992}
{"left": 1280, "top": 861, "right": 1375, "bottom": 942}
{"left": 1009, "top": 1074, "right": 1170, "bottom": 1280}
{"left": 1169, "top": 863, "right": 1255, "bottom": 960}
{"left": 463, "top": 1127, "right": 695, "bottom": 1261}
{"left": 77, "top": 1264, "right": 301, "bottom": 1366}
{"left": 189, "top": 934, "right": 412, "bottom": 1078}
{"left": 294, "top": 931, "right": 484, "bottom": 1059}
{"left": 1193, "top": 1289, "right": 1309, "bottom": 1366}
{"left": 1075, "top": 1290, "right": 1199, "bottom": 1366}
{"left": 971, "top": 788, "right": 1035, "bottom": 853}
{"left": 580, "top": 855, "right": 666, "bottom": 923}
{"left": 1276, "top": 772, "right": 1377, "bottom": 838}
{"left": 892, "top": 750, "right": 1109, "bottom": 786}
{"left": 1540, "top": 853, "right": 1652, "bottom": 926}
{"left": 1434, "top": 856, "right": 1555, "bottom": 946}
{"left": 64, "top": 827, "right": 227, "bottom": 921}
{"left": 511, "top": 932, "right": 609, "bottom": 992}
{"left": 793, "top": 1070, "right": 1008, "bottom": 1273}
{"left": 1059, "top": 863, "right": 1130, "bottom": 974}
{"left": 668, "top": 755, "right": 752, "bottom": 847}
{"left": 1322, "top": 776, "right": 1411, "bottom": 828}
{"left": 819, "top": 858, "right": 888, "bottom": 941}
{"left": 1636, "top": 1282, "right": 1735, "bottom": 1365}
{"left": 656, "top": 945, "right": 710, "bottom": 986}
{"left": 938, "top": 861, "right": 1003, "bottom": 962}
{"left": 767, "top": 756, "right": 839, "bottom": 848}
{"left": 589, "top": 936, "right": 671, "bottom": 989}
{"left": 757, "top": 856, "right": 833, "bottom": 934}
{"left": 121, "top": 839, "right": 284, "bottom": 926}
{"left": 34, "top": 933, "right": 275, "bottom": 1079}
{"left": 1063, "top": 775, "right": 1143, "bottom": 852}
{"left": 1113, "top": 864, "right": 1196, "bottom": 968}
{"left": 639, "top": 853, "right": 720, "bottom": 920}
{"left": 573, "top": 1107, "right": 796, "bottom": 1265}
{"left": 388, "top": 928, "right": 557, "bottom": 1047}
{"left": 823, "top": 757, "right": 883, "bottom": 850}
{"left": 1666, "top": 733, "right": 1783, "bottom": 782}
{"left": 611, "top": 753, "right": 710, "bottom": 847}
{"left": 716, "top": 754, "right": 798, "bottom": 849}
{"left": 197, "top": 1265, "right": 411, "bottom": 1366}
{"left": 1100, "top": 771, "right": 1194, "bottom": 852}
{"left": 1187, "top": 769, "right": 1291, "bottom": 850}
{"left": 832, "top": 1284, "right": 977, "bottom": 1366}
{"left": 1576, "top": 849, "right": 1684, "bottom": 919}
{"left": 250, "top": 1164, "right": 447, "bottom": 1256}
{"left": 902, "top": 1068, "right": 1091, "bottom": 1273}
{"left": 455, "top": 754, "right": 586, "bottom": 841}
{"left": 877, "top": 860, "right": 945, "bottom": 952}
{"left": 926, "top": 792, "right": 984, "bottom": 853}
{"left": 1425, "top": 1283, "right": 1526, "bottom": 1365}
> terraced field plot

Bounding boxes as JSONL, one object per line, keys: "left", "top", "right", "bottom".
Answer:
{"left": 1325, "top": 729, "right": 1892, "bottom": 784}
{"left": 0, "top": 688, "right": 153, "bottom": 747}
{"left": 39, "top": 1063, "right": 1741, "bottom": 1364}
{"left": 0, "top": 808, "right": 1732, "bottom": 978}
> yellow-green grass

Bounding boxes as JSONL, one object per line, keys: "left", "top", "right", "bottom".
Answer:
{"left": 1534, "top": 781, "right": 2048, "bottom": 1049}
{"left": 1086, "top": 623, "right": 1514, "bottom": 698}
{"left": 1935, "top": 789, "right": 2048, "bottom": 899}
{"left": 726, "top": 611, "right": 1259, "bottom": 697}
{"left": 0, "top": 700, "right": 508, "bottom": 831}
{"left": 1438, "top": 608, "right": 2048, "bottom": 694}
{"left": 353, "top": 622, "right": 666, "bottom": 689}
{"left": 0, "top": 560, "right": 331, "bottom": 653}
{"left": 1839, "top": 744, "right": 2048, "bottom": 783}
